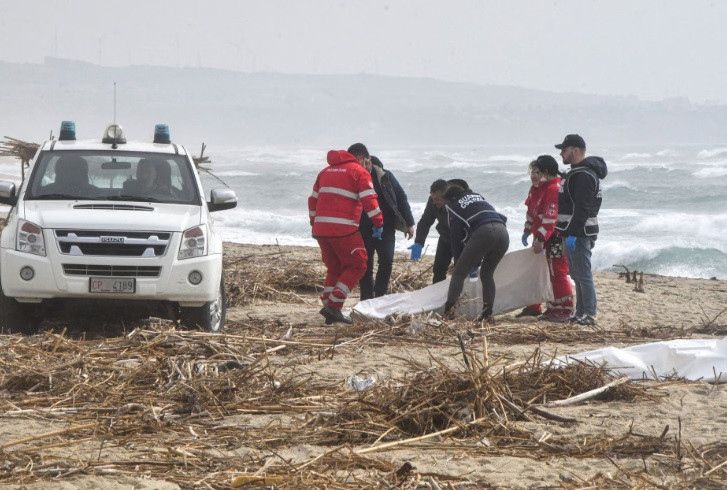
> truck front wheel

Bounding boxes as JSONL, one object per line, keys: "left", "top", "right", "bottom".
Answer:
{"left": 180, "top": 278, "right": 226, "bottom": 332}
{"left": 0, "top": 281, "right": 39, "bottom": 334}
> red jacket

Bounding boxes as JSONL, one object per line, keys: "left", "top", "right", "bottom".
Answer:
{"left": 527, "top": 177, "right": 561, "bottom": 242}
{"left": 524, "top": 184, "right": 545, "bottom": 234}
{"left": 308, "top": 150, "right": 384, "bottom": 237}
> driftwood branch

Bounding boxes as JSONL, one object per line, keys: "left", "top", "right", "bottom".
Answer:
{"left": 613, "top": 264, "right": 632, "bottom": 282}
{"left": 192, "top": 142, "right": 210, "bottom": 167}
{"left": 0, "top": 136, "right": 40, "bottom": 180}
{"left": 355, "top": 416, "right": 488, "bottom": 455}
{"left": 543, "top": 376, "right": 631, "bottom": 407}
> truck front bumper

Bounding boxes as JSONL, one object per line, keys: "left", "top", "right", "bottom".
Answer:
{"left": 0, "top": 248, "right": 222, "bottom": 304}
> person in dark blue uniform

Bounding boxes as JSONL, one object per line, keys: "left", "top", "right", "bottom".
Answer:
{"left": 410, "top": 178, "right": 471, "bottom": 284}
{"left": 554, "top": 134, "right": 608, "bottom": 326}
{"left": 443, "top": 183, "right": 509, "bottom": 321}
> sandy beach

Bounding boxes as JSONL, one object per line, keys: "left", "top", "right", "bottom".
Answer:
{"left": 1, "top": 241, "right": 726, "bottom": 488}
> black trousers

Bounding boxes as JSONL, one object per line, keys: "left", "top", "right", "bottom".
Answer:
{"left": 433, "top": 237, "right": 453, "bottom": 284}
{"left": 446, "top": 222, "right": 509, "bottom": 308}
{"left": 359, "top": 226, "right": 397, "bottom": 300}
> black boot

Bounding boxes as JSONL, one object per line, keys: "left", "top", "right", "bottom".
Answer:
{"left": 319, "top": 307, "right": 334, "bottom": 325}
{"left": 514, "top": 306, "right": 541, "bottom": 318}
{"left": 443, "top": 301, "right": 456, "bottom": 320}
{"left": 320, "top": 305, "right": 353, "bottom": 325}
{"left": 476, "top": 304, "right": 493, "bottom": 322}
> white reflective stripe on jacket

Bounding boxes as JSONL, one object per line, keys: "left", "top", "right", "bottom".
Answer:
{"left": 319, "top": 186, "right": 358, "bottom": 200}
{"left": 314, "top": 216, "right": 359, "bottom": 227}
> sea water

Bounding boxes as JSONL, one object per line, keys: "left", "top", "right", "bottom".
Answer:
{"left": 2, "top": 144, "right": 726, "bottom": 279}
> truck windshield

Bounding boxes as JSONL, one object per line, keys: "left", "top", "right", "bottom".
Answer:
{"left": 24, "top": 151, "right": 201, "bottom": 204}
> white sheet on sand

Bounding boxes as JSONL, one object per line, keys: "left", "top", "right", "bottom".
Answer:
{"left": 352, "top": 248, "right": 554, "bottom": 320}
{"left": 557, "top": 337, "right": 727, "bottom": 383}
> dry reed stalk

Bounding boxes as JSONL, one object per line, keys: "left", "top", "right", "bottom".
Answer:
{"left": 223, "top": 253, "right": 323, "bottom": 306}
{"left": 0, "top": 422, "right": 99, "bottom": 449}
{"left": 0, "top": 289, "right": 716, "bottom": 488}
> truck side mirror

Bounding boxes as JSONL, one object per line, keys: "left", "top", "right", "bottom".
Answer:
{"left": 207, "top": 188, "right": 237, "bottom": 212}
{"left": 0, "top": 181, "right": 17, "bottom": 206}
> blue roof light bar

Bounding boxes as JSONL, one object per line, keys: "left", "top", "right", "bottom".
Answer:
{"left": 153, "top": 124, "right": 171, "bottom": 144}
{"left": 58, "top": 121, "right": 76, "bottom": 141}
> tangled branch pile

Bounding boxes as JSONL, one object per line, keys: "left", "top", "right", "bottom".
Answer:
{"left": 222, "top": 248, "right": 434, "bottom": 308}
{"left": 0, "top": 321, "right": 724, "bottom": 488}
{"left": 0, "top": 136, "right": 39, "bottom": 164}
{"left": 223, "top": 251, "right": 323, "bottom": 306}
{"left": 305, "top": 348, "right": 658, "bottom": 447}
{"left": 0, "top": 324, "right": 684, "bottom": 487}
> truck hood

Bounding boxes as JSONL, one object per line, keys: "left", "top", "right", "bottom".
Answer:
{"left": 21, "top": 201, "right": 203, "bottom": 232}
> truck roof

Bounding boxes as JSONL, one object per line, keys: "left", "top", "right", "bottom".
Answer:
{"left": 40, "top": 139, "right": 189, "bottom": 155}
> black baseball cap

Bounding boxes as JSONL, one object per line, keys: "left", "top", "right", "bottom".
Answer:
{"left": 555, "top": 134, "right": 586, "bottom": 150}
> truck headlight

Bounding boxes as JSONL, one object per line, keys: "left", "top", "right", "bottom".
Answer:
{"left": 178, "top": 225, "right": 207, "bottom": 260}
{"left": 17, "top": 219, "right": 46, "bottom": 256}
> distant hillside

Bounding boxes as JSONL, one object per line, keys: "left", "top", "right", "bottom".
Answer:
{"left": 1, "top": 57, "right": 726, "bottom": 147}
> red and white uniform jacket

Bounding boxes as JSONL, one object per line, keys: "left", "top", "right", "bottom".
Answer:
{"left": 528, "top": 177, "right": 561, "bottom": 242}
{"left": 523, "top": 184, "right": 545, "bottom": 235}
{"left": 308, "top": 150, "right": 384, "bottom": 237}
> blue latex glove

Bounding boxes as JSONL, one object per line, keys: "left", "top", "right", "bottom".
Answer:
{"left": 408, "top": 242, "right": 423, "bottom": 261}
{"left": 468, "top": 266, "right": 479, "bottom": 278}
{"left": 372, "top": 226, "right": 384, "bottom": 240}
{"left": 521, "top": 232, "right": 529, "bottom": 247}
{"left": 565, "top": 236, "right": 577, "bottom": 252}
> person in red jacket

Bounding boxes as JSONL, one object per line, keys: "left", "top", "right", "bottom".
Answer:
{"left": 515, "top": 160, "right": 548, "bottom": 317}
{"left": 308, "top": 149, "right": 384, "bottom": 325}
{"left": 529, "top": 155, "right": 575, "bottom": 322}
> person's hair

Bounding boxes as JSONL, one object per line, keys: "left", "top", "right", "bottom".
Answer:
{"left": 533, "top": 155, "right": 563, "bottom": 177}
{"left": 443, "top": 183, "right": 467, "bottom": 201}
{"left": 347, "top": 143, "right": 369, "bottom": 158}
{"left": 528, "top": 160, "right": 538, "bottom": 172}
{"left": 430, "top": 179, "right": 448, "bottom": 194}
{"left": 447, "top": 178, "right": 470, "bottom": 191}
{"left": 370, "top": 155, "right": 383, "bottom": 168}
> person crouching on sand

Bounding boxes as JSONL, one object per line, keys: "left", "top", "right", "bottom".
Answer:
{"left": 308, "top": 149, "right": 384, "bottom": 325}
{"left": 443, "top": 183, "right": 509, "bottom": 321}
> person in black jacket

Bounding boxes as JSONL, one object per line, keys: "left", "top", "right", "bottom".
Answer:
{"left": 554, "top": 134, "right": 608, "bottom": 326}
{"left": 443, "top": 183, "right": 509, "bottom": 321}
{"left": 410, "top": 178, "right": 471, "bottom": 284}
{"left": 350, "top": 144, "right": 416, "bottom": 300}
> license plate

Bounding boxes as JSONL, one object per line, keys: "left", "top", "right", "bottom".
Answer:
{"left": 89, "top": 277, "right": 136, "bottom": 294}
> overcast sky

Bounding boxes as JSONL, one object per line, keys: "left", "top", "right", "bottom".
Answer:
{"left": 2, "top": 0, "right": 727, "bottom": 104}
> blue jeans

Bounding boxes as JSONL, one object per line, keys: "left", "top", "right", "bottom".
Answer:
{"left": 565, "top": 236, "right": 597, "bottom": 317}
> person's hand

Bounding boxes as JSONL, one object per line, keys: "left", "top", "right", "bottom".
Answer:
{"left": 405, "top": 225, "right": 415, "bottom": 240}
{"left": 521, "top": 232, "right": 529, "bottom": 247}
{"left": 533, "top": 239, "right": 544, "bottom": 254}
{"left": 408, "top": 242, "right": 423, "bottom": 261}
{"left": 564, "top": 236, "right": 577, "bottom": 252}
{"left": 372, "top": 226, "right": 384, "bottom": 240}
{"left": 468, "top": 266, "right": 479, "bottom": 278}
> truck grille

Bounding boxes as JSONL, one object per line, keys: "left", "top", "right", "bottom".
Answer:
{"left": 55, "top": 230, "right": 171, "bottom": 257}
{"left": 63, "top": 264, "right": 162, "bottom": 277}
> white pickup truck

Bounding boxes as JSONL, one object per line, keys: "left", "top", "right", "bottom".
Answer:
{"left": 0, "top": 122, "right": 237, "bottom": 333}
